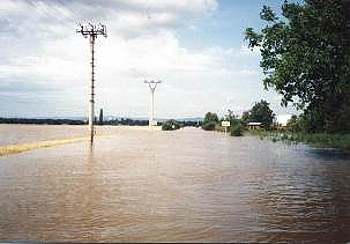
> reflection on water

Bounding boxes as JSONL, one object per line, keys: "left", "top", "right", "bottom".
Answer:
{"left": 0, "top": 126, "right": 350, "bottom": 242}
{"left": 304, "top": 147, "right": 350, "bottom": 160}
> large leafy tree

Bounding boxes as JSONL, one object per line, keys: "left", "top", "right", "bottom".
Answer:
{"left": 245, "top": 0, "right": 350, "bottom": 133}
{"left": 241, "top": 100, "right": 275, "bottom": 129}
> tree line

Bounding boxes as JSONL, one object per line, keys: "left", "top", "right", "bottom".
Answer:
{"left": 201, "top": 99, "right": 276, "bottom": 136}
{"left": 0, "top": 118, "right": 85, "bottom": 125}
{"left": 0, "top": 117, "right": 149, "bottom": 126}
{"left": 0, "top": 117, "right": 202, "bottom": 128}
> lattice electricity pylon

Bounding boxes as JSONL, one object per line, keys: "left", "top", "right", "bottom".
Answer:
{"left": 77, "top": 23, "right": 107, "bottom": 143}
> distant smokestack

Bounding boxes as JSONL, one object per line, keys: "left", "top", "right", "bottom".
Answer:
{"left": 99, "top": 108, "right": 103, "bottom": 125}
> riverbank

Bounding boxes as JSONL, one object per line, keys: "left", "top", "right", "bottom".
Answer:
{"left": 247, "top": 130, "right": 350, "bottom": 150}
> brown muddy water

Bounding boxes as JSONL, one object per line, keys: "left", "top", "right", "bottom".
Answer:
{"left": 0, "top": 125, "right": 350, "bottom": 242}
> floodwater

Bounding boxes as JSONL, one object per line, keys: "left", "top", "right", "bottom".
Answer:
{"left": 0, "top": 124, "right": 128, "bottom": 146}
{"left": 1, "top": 125, "right": 350, "bottom": 242}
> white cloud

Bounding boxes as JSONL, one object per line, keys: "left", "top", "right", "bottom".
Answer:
{"left": 0, "top": 0, "right": 296, "bottom": 118}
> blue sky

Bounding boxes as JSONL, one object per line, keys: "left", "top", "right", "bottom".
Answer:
{"left": 0, "top": 0, "right": 296, "bottom": 123}
{"left": 178, "top": 0, "right": 287, "bottom": 49}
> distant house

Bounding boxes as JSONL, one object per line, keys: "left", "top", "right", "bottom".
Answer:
{"left": 247, "top": 122, "right": 262, "bottom": 130}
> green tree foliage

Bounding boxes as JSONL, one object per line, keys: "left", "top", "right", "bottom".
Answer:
{"left": 203, "top": 112, "right": 219, "bottom": 124}
{"left": 241, "top": 100, "right": 275, "bottom": 129}
{"left": 286, "top": 113, "right": 316, "bottom": 133}
{"left": 286, "top": 115, "right": 300, "bottom": 133}
{"left": 245, "top": 0, "right": 350, "bottom": 133}
{"left": 202, "top": 112, "right": 219, "bottom": 131}
{"left": 0, "top": 117, "right": 85, "bottom": 125}
{"left": 241, "top": 111, "right": 251, "bottom": 125}
{"left": 162, "top": 119, "right": 181, "bottom": 131}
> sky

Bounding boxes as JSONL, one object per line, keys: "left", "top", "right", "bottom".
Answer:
{"left": 0, "top": 0, "right": 296, "bottom": 123}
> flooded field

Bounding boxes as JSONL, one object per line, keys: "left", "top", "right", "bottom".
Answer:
{"left": 0, "top": 124, "right": 155, "bottom": 146}
{"left": 0, "top": 125, "right": 350, "bottom": 242}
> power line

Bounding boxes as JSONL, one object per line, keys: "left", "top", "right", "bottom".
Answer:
{"left": 24, "top": 0, "right": 81, "bottom": 29}
{"left": 54, "top": 0, "right": 82, "bottom": 24}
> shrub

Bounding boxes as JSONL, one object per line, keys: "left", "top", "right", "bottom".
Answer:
{"left": 162, "top": 119, "right": 181, "bottom": 131}
{"left": 203, "top": 112, "right": 219, "bottom": 125}
{"left": 202, "top": 121, "right": 217, "bottom": 131}
{"left": 230, "top": 123, "right": 243, "bottom": 136}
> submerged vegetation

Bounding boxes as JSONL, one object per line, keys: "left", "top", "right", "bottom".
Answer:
{"left": 247, "top": 130, "right": 350, "bottom": 150}
{"left": 230, "top": 123, "right": 243, "bottom": 137}
{"left": 202, "top": 102, "right": 350, "bottom": 150}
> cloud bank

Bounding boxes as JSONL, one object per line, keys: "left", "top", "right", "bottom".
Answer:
{"left": 0, "top": 0, "right": 293, "bottom": 119}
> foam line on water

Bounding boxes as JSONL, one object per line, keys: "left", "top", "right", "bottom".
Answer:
{"left": 0, "top": 135, "right": 112, "bottom": 157}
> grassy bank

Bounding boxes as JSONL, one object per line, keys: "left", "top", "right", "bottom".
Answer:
{"left": 246, "top": 130, "right": 350, "bottom": 150}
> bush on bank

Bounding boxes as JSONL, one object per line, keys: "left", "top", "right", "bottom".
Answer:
{"left": 202, "top": 112, "right": 219, "bottom": 131}
{"left": 162, "top": 119, "right": 181, "bottom": 131}
{"left": 202, "top": 121, "right": 217, "bottom": 131}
